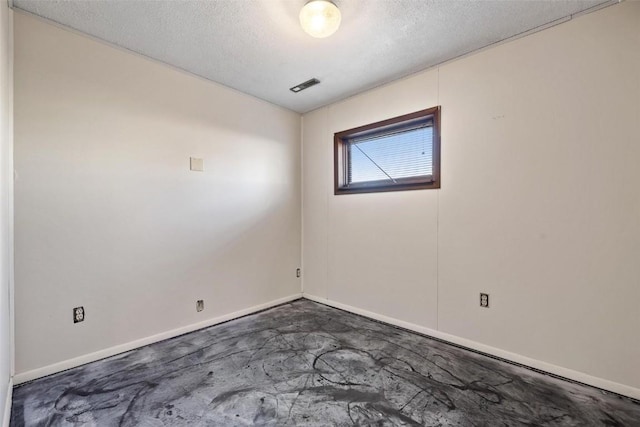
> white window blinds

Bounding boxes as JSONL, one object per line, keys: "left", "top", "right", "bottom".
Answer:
{"left": 347, "top": 124, "right": 434, "bottom": 185}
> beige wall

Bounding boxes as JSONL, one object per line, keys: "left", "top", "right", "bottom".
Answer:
{"left": 0, "top": 1, "right": 12, "bottom": 424}
{"left": 14, "top": 12, "right": 301, "bottom": 376}
{"left": 303, "top": 1, "right": 640, "bottom": 394}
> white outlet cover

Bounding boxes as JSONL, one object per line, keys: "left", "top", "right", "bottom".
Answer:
{"left": 190, "top": 157, "right": 204, "bottom": 172}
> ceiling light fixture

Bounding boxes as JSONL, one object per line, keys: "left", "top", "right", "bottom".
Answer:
{"left": 299, "top": 0, "right": 341, "bottom": 38}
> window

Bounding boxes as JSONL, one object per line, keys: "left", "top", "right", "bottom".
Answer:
{"left": 334, "top": 106, "right": 441, "bottom": 194}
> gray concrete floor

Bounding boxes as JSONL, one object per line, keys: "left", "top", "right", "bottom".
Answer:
{"left": 11, "top": 299, "right": 640, "bottom": 426}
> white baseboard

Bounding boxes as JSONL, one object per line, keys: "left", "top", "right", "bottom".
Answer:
{"left": 302, "top": 293, "right": 640, "bottom": 401}
{"left": 14, "top": 293, "right": 302, "bottom": 385}
{"left": 2, "top": 377, "right": 12, "bottom": 427}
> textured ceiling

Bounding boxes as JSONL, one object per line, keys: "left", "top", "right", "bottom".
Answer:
{"left": 14, "top": 0, "right": 613, "bottom": 113}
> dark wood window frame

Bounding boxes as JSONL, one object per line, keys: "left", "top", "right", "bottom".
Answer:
{"left": 334, "top": 106, "right": 441, "bottom": 195}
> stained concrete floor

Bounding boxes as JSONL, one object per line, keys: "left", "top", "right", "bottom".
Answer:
{"left": 11, "top": 299, "right": 640, "bottom": 426}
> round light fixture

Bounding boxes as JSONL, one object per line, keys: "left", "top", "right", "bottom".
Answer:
{"left": 299, "top": 0, "right": 341, "bottom": 38}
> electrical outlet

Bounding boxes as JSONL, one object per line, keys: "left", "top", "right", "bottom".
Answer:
{"left": 196, "top": 300, "right": 204, "bottom": 312}
{"left": 296, "top": 268, "right": 301, "bottom": 278}
{"left": 73, "top": 306, "right": 85, "bottom": 323}
{"left": 480, "top": 293, "right": 489, "bottom": 308}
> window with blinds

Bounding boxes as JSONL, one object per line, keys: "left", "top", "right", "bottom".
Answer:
{"left": 334, "top": 106, "right": 440, "bottom": 194}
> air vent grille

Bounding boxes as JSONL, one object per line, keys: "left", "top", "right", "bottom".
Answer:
{"left": 290, "top": 78, "right": 320, "bottom": 93}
